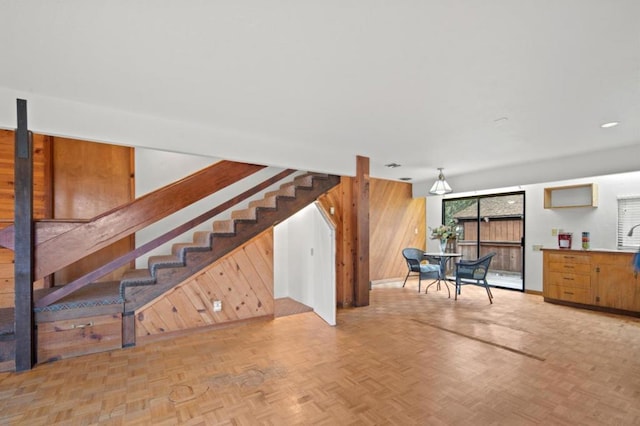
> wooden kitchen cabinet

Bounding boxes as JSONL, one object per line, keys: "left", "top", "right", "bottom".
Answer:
{"left": 542, "top": 249, "right": 640, "bottom": 316}
{"left": 543, "top": 183, "right": 598, "bottom": 208}
{"left": 591, "top": 252, "right": 640, "bottom": 312}
{"left": 543, "top": 251, "right": 592, "bottom": 305}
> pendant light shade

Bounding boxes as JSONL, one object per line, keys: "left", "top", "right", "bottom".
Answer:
{"left": 429, "top": 168, "right": 453, "bottom": 195}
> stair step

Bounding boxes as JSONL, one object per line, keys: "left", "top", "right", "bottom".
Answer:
{"left": 33, "top": 281, "right": 123, "bottom": 314}
{"left": 293, "top": 173, "right": 316, "bottom": 188}
{"left": 193, "top": 231, "right": 214, "bottom": 245}
{"left": 265, "top": 184, "right": 296, "bottom": 199}
{"left": 148, "top": 255, "right": 184, "bottom": 275}
{"left": 213, "top": 219, "right": 235, "bottom": 235}
{"left": 120, "top": 269, "right": 155, "bottom": 298}
{"left": 171, "top": 231, "right": 213, "bottom": 258}
{"left": 249, "top": 196, "right": 278, "bottom": 210}
{"left": 231, "top": 207, "right": 257, "bottom": 221}
{"left": 121, "top": 269, "right": 154, "bottom": 284}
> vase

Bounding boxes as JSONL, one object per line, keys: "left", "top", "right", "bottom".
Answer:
{"left": 439, "top": 239, "right": 447, "bottom": 253}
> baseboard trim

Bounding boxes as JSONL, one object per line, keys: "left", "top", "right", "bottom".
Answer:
{"left": 135, "top": 314, "right": 273, "bottom": 346}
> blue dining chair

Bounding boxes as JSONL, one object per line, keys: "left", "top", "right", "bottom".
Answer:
{"left": 454, "top": 252, "right": 496, "bottom": 303}
{"left": 402, "top": 248, "right": 441, "bottom": 293}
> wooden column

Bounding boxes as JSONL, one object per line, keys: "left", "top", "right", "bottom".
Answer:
{"left": 14, "top": 99, "right": 36, "bottom": 371}
{"left": 353, "top": 156, "right": 370, "bottom": 307}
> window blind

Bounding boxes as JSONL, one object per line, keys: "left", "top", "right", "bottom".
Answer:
{"left": 617, "top": 196, "right": 640, "bottom": 249}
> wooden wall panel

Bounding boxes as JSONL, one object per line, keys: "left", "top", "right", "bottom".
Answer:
{"left": 0, "top": 231, "right": 14, "bottom": 308}
{"left": 135, "top": 230, "right": 274, "bottom": 339}
{"left": 369, "top": 178, "right": 426, "bottom": 281}
{"left": 37, "top": 313, "right": 122, "bottom": 363}
{"left": 0, "top": 131, "right": 50, "bottom": 308}
{"left": 0, "top": 130, "right": 50, "bottom": 220}
{"left": 318, "top": 177, "right": 426, "bottom": 305}
{"left": 318, "top": 177, "right": 354, "bottom": 308}
{"left": 51, "top": 137, "right": 134, "bottom": 285}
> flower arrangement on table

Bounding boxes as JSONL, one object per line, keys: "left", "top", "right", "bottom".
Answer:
{"left": 430, "top": 220, "right": 462, "bottom": 252}
{"left": 429, "top": 220, "right": 461, "bottom": 241}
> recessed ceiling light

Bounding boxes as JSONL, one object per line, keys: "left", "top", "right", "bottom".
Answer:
{"left": 600, "top": 121, "right": 619, "bottom": 128}
{"left": 385, "top": 163, "right": 401, "bottom": 168}
{"left": 399, "top": 177, "right": 412, "bottom": 181}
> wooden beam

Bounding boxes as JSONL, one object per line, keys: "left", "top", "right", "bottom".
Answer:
{"left": 353, "top": 155, "right": 370, "bottom": 307}
{"left": 14, "top": 99, "right": 36, "bottom": 371}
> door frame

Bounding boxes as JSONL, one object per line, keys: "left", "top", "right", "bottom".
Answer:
{"left": 442, "top": 191, "right": 526, "bottom": 291}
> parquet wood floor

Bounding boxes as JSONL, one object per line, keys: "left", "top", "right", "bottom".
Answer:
{"left": 2, "top": 279, "right": 640, "bottom": 425}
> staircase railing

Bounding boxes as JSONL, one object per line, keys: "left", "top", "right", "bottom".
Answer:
{"left": 34, "top": 168, "right": 295, "bottom": 308}
{"left": 31, "top": 160, "right": 267, "bottom": 280}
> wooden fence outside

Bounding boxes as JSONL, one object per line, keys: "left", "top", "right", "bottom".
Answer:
{"left": 450, "top": 218, "right": 523, "bottom": 273}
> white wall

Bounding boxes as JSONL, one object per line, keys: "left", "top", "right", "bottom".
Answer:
{"left": 423, "top": 170, "right": 640, "bottom": 292}
{"left": 274, "top": 203, "right": 336, "bottom": 326}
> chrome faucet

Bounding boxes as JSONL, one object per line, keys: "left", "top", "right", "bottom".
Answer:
{"left": 629, "top": 224, "right": 640, "bottom": 237}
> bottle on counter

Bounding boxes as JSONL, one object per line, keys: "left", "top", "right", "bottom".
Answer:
{"left": 582, "top": 232, "right": 590, "bottom": 250}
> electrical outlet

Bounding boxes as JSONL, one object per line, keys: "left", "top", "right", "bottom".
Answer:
{"left": 551, "top": 228, "right": 558, "bottom": 236}
{"left": 532, "top": 244, "right": 543, "bottom": 251}
{"left": 213, "top": 300, "right": 222, "bottom": 312}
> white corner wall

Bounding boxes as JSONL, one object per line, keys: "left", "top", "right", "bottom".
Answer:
{"left": 425, "top": 170, "right": 640, "bottom": 292}
{"left": 274, "top": 203, "right": 336, "bottom": 326}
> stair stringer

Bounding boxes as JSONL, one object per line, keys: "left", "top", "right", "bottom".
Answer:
{"left": 123, "top": 173, "right": 340, "bottom": 313}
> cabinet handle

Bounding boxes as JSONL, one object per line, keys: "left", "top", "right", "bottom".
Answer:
{"left": 72, "top": 322, "right": 94, "bottom": 329}
{"left": 563, "top": 277, "right": 575, "bottom": 281}
{"left": 564, "top": 291, "right": 574, "bottom": 295}
{"left": 564, "top": 256, "right": 575, "bottom": 259}
{"left": 564, "top": 265, "right": 575, "bottom": 269}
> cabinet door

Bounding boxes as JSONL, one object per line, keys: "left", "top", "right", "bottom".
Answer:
{"left": 593, "top": 256, "right": 640, "bottom": 312}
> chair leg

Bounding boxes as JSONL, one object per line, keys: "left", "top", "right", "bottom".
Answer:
{"left": 402, "top": 270, "right": 410, "bottom": 287}
{"left": 454, "top": 279, "right": 459, "bottom": 301}
{"left": 418, "top": 276, "right": 421, "bottom": 293}
{"left": 483, "top": 279, "right": 493, "bottom": 304}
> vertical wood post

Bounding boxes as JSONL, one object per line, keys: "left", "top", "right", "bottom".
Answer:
{"left": 353, "top": 155, "right": 370, "bottom": 306}
{"left": 14, "top": 99, "right": 36, "bottom": 371}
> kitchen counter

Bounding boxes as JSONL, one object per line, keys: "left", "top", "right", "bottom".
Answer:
{"left": 542, "top": 249, "right": 639, "bottom": 317}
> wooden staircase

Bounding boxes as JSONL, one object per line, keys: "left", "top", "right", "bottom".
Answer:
{"left": 12, "top": 171, "right": 338, "bottom": 363}
{"left": 119, "top": 172, "right": 339, "bottom": 312}
{"left": 0, "top": 170, "right": 339, "bottom": 370}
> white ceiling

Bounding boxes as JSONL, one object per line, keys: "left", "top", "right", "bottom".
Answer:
{"left": 1, "top": 1, "right": 639, "bottom": 189}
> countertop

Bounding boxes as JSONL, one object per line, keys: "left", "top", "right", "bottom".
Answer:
{"left": 541, "top": 247, "right": 638, "bottom": 254}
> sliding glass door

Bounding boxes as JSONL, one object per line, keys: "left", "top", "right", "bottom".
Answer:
{"left": 443, "top": 192, "right": 525, "bottom": 291}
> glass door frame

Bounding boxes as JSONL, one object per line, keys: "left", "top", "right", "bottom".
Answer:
{"left": 442, "top": 191, "right": 526, "bottom": 292}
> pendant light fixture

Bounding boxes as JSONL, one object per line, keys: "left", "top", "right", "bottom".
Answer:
{"left": 429, "top": 167, "right": 452, "bottom": 195}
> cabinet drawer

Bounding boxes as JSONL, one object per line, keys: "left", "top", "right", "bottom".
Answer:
{"left": 37, "top": 313, "right": 122, "bottom": 363}
{"left": 547, "top": 271, "right": 590, "bottom": 289}
{"left": 546, "top": 285, "right": 591, "bottom": 304}
{"left": 549, "top": 262, "right": 591, "bottom": 274}
{"left": 548, "top": 253, "right": 590, "bottom": 264}
{"left": 592, "top": 253, "right": 635, "bottom": 266}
